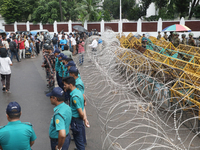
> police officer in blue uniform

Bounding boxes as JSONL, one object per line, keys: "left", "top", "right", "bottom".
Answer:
{"left": 68, "top": 66, "right": 90, "bottom": 146}
{"left": 62, "top": 76, "right": 89, "bottom": 150}
{"left": 0, "top": 102, "right": 37, "bottom": 150}
{"left": 46, "top": 87, "right": 72, "bottom": 150}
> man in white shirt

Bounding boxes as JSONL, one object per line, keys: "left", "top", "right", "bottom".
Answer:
{"left": 89, "top": 38, "right": 98, "bottom": 51}
{"left": 58, "top": 32, "right": 62, "bottom": 48}
{"left": 0, "top": 43, "right": 12, "bottom": 93}
{"left": 2, "top": 37, "right": 9, "bottom": 50}
{"left": 71, "top": 34, "right": 77, "bottom": 55}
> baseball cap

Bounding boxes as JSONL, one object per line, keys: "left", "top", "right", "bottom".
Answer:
{"left": 65, "top": 61, "right": 76, "bottom": 67}
{"left": 69, "top": 66, "right": 78, "bottom": 73}
{"left": 46, "top": 87, "right": 64, "bottom": 97}
{"left": 57, "top": 53, "right": 64, "bottom": 58}
{"left": 6, "top": 102, "right": 21, "bottom": 114}
{"left": 61, "top": 55, "right": 68, "bottom": 60}
{"left": 53, "top": 48, "right": 60, "bottom": 54}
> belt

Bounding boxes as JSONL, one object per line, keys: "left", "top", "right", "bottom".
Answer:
{"left": 72, "top": 117, "right": 82, "bottom": 120}
{"left": 50, "top": 133, "right": 70, "bottom": 142}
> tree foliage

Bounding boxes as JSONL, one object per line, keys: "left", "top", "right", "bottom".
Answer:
{"left": 75, "top": 0, "right": 102, "bottom": 23}
{"left": 0, "top": 0, "right": 38, "bottom": 24}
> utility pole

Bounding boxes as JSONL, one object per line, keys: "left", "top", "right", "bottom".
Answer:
{"left": 119, "top": 0, "right": 122, "bottom": 37}
{"left": 59, "top": 0, "right": 63, "bottom": 21}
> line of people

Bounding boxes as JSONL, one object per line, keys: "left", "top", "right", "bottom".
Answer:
{"left": 41, "top": 39, "right": 90, "bottom": 150}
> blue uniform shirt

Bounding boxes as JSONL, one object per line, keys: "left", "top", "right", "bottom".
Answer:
{"left": 49, "top": 102, "right": 72, "bottom": 138}
{"left": 58, "top": 62, "right": 64, "bottom": 77}
{"left": 0, "top": 120, "right": 37, "bottom": 150}
{"left": 63, "top": 66, "right": 68, "bottom": 78}
{"left": 55, "top": 58, "right": 61, "bottom": 72}
{"left": 75, "top": 77, "right": 84, "bottom": 94}
{"left": 60, "top": 39, "right": 67, "bottom": 50}
{"left": 70, "top": 88, "right": 84, "bottom": 118}
{"left": 98, "top": 39, "right": 102, "bottom": 44}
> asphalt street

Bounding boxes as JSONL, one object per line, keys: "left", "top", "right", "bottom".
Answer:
{"left": 0, "top": 54, "right": 102, "bottom": 150}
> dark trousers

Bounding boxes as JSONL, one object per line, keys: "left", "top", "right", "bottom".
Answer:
{"left": 10, "top": 50, "right": 20, "bottom": 62}
{"left": 71, "top": 118, "right": 85, "bottom": 150}
{"left": 40, "top": 41, "right": 43, "bottom": 50}
{"left": 58, "top": 75, "right": 64, "bottom": 89}
{"left": 1, "top": 74, "right": 11, "bottom": 91}
{"left": 50, "top": 133, "right": 71, "bottom": 150}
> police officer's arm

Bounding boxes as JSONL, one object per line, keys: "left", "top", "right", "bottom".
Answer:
{"left": 30, "top": 141, "right": 35, "bottom": 146}
{"left": 55, "top": 114, "right": 66, "bottom": 149}
{"left": 57, "top": 130, "right": 66, "bottom": 150}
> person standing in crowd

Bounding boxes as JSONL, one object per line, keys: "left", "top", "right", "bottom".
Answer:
{"left": 62, "top": 76, "right": 89, "bottom": 150}
{"left": 181, "top": 34, "right": 187, "bottom": 45}
{"left": 34, "top": 36, "right": 40, "bottom": 55}
{"left": 78, "top": 38, "right": 85, "bottom": 65}
{"left": 10, "top": 37, "right": 20, "bottom": 62}
{"left": 40, "top": 32, "right": 44, "bottom": 50}
{"left": 89, "top": 38, "right": 98, "bottom": 51}
{"left": 58, "top": 32, "right": 62, "bottom": 48}
{"left": 52, "top": 33, "right": 58, "bottom": 50}
{"left": 46, "top": 87, "right": 72, "bottom": 150}
{"left": 0, "top": 43, "right": 12, "bottom": 93}
{"left": 188, "top": 33, "right": 196, "bottom": 46}
{"left": 62, "top": 45, "right": 72, "bottom": 58}
{"left": 2, "top": 37, "right": 9, "bottom": 50}
{"left": 173, "top": 33, "right": 180, "bottom": 47}
{"left": 163, "top": 32, "right": 168, "bottom": 40}
{"left": 29, "top": 38, "right": 36, "bottom": 58}
{"left": 168, "top": 32, "right": 174, "bottom": 43}
{"left": 98, "top": 34, "right": 102, "bottom": 51}
{"left": 25, "top": 37, "right": 30, "bottom": 53}
{"left": 157, "top": 31, "right": 161, "bottom": 40}
{"left": 71, "top": 34, "right": 77, "bottom": 55}
{"left": 18, "top": 37, "right": 25, "bottom": 60}
{"left": 60, "top": 35, "right": 67, "bottom": 51}
{"left": 0, "top": 102, "right": 37, "bottom": 150}
{"left": 197, "top": 36, "right": 200, "bottom": 47}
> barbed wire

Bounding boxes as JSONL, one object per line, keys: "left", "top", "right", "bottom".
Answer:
{"left": 74, "top": 30, "right": 200, "bottom": 150}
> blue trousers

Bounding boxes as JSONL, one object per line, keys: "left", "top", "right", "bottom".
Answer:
{"left": 10, "top": 50, "right": 20, "bottom": 62}
{"left": 50, "top": 133, "right": 71, "bottom": 150}
{"left": 57, "top": 75, "right": 64, "bottom": 89}
{"left": 71, "top": 118, "right": 85, "bottom": 150}
{"left": 79, "top": 53, "right": 84, "bottom": 65}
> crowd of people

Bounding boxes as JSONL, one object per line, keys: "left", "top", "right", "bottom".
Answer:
{"left": 158, "top": 31, "right": 199, "bottom": 47}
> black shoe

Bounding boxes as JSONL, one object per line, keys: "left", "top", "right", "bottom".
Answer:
{"left": 2, "top": 87, "right": 5, "bottom": 92}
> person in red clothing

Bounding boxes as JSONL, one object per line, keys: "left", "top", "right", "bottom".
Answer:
{"left": 18, "top": 37, "right": 25, "bottom": 60}
{"left": 78, "top": 38, "right": 85, "bottom": 65}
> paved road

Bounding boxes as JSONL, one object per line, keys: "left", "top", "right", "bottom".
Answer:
{"left": 0, "top": 54, "right": 102, "bottom": 150}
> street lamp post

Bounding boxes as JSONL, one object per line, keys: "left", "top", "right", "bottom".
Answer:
{"left": 120, "top": 0, "right": 122, "bottom": 37}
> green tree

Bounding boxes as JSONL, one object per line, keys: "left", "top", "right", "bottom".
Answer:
{"left": 75, "top": 0, "right": 102, "bottom": 23}
{"left": 0, "top": 0, "right": 39, "bottom": 24}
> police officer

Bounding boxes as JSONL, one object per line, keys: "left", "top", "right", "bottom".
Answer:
{"left": 157, "top": 31, "right": 161, "bottom": 40}
{"left": 188, "top": 33, "right": 196, "bottom": 46}
{"left": 62, "top": 76, "right": 89, "bottom": 150}
{"left": 181, "top": 34, "right": 187, "bottom": 45}
{"left": 42, "top": 45, "right": 55, "bottom": 93}
{"left": 163, "top": 32, "right": 168, "bottom": 40}
{"left": 57, "top": 53, "right": 65, "bottom": 89}
{"left": 168, "top": 31, "right": 174, "bottom": 42}
{"left": 0, "top": 102, "right": 37, "bottom": 150}
{"left": 54, "top": 48, "right": 61, "bottom": 86}
{"left": 173, "top": 33, "right": 180, "bottom": 47}
{"left": 68, "top": 66, "right": 90, "bottom": 146}
{"left": 46, "top": 87, "right": 72, "bottom": 150}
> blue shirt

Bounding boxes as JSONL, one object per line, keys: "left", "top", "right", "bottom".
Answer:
{"left": 70, "top": 88, "right": 84, "bottom": 118}
{"left": 63, "top": 66, "right": 68, "bottom": 78}
{"left": 75, "top": 77, "right": 84, "bottom": 94}
{"left": 60, "top": 39, "right": 67, "bottom": 50}
{"left": 98, "top": 39, "right": 102, "bottom": 44}
{"left": 0, "top": 120, "right": 37, "bottom": 150}
{"left": 49, "top": 102, "right": 72, "bottom": 138}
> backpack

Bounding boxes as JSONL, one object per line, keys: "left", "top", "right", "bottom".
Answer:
{"left": 9, "top": 41, "right": 16, "bottom": 51}
{"left": 52, "top": 37, "right": 57, "bottom": 44}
